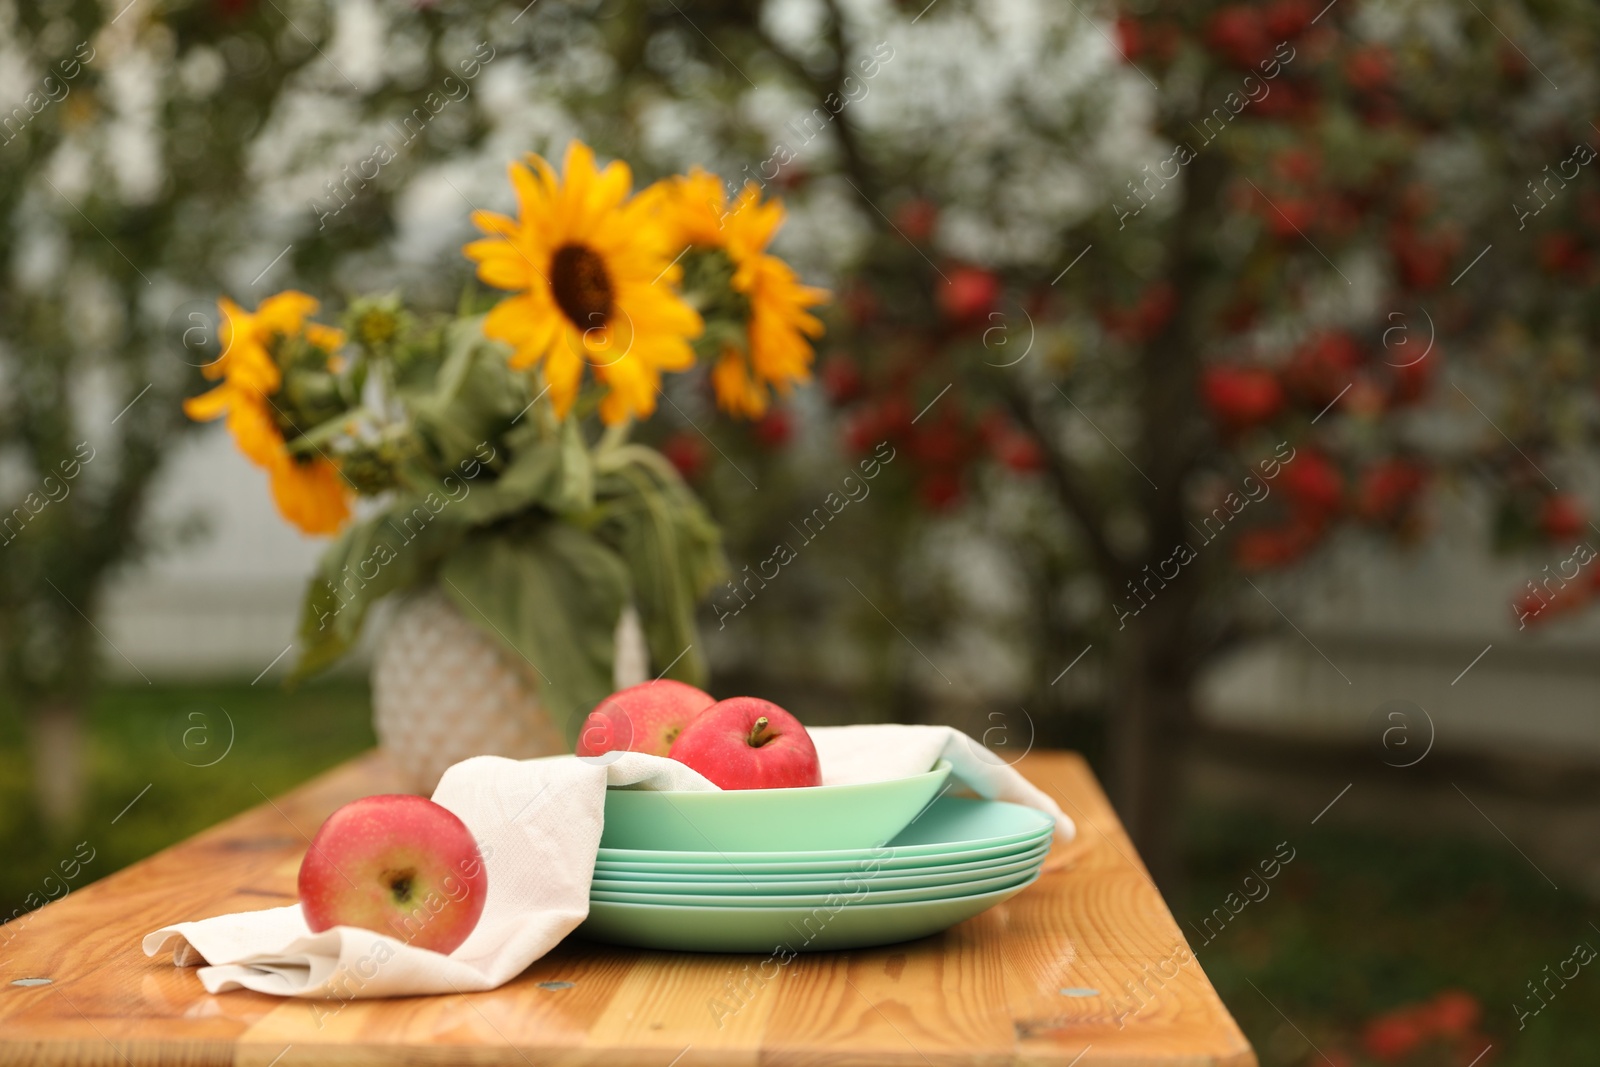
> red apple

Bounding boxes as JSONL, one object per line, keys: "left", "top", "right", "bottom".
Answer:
{"left": 1202, "top": 365, "right": 1284, "bottom": 431}
{"left": 667, "top": 697, "right": 822, "bottom": 790}
{"left": 574, "top": 679, "right": 716, "bottom": 758}
{"left": 939, "top": 266, "right": 1000, "bottom": 323}
{"left": 1540, "top": 493, "right": 1586, "bottom": 541}
{"left": 298, "top": 794, "right": 487, "bottom": 955}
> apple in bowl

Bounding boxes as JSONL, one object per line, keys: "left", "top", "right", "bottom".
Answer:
{"left": 667, "top": 697, "right": 822, "bottom": 789}
{"left": 298, "top": 794, "right": 487, "bottom": 955}
{"left": 575, "top": 679, "right": 716, "bottom": 758}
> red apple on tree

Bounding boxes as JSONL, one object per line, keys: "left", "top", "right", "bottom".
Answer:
{"left": 939, "top": 265, "right": 1000, "bottom": 323}
{"left": 667, "top": 697, "right": 823, "bottom": 789}
{"left": 574, "top": 679, "right": 716, "bottom": 758}
{"left": 1540, "top": 493, "right": 1586, "bottom": 541}
{"left": 1202, "top": 365, "right": 1284, "bottom": 431}
{"left": 298, "top": 794, "right": 487, "bottom": 955}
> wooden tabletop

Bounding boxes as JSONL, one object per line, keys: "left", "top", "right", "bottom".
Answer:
{"left": 0, "top": 750, "right": 1255, "bottom": 1066}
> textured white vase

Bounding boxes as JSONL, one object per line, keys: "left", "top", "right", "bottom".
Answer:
{"left": 372, "top": 586, "right": 649, "bottom": 793}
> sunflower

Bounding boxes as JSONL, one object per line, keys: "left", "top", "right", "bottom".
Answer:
{"left": 183, "top": 292, "right": 353, "bottom": 536}
{"left": 463, "top": 142, "right": 704, "bottom": 425}
{"left": 660, "top": 169, "right": 829, "bottom": 419}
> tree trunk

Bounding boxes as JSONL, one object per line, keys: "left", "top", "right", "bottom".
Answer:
{"left": 30, "top": 699, "right": 86, "bottom": 830}
{"left": 1110, "top": 605, "right": 1198, "bottom": 893}
{"left": 1108, "top": 126, "right": 1226, "bottom": 891}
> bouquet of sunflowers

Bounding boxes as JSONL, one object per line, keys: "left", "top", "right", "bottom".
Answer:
{"left": 184, "top": 143, "right": 827, "bottom": 733}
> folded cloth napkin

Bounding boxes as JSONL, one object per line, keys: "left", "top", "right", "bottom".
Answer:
{"left": 810, "top": 724, "right": 1074, "bottom": 839}
{"left": 143, "top": 724, "right": 1071, "bottom": 998}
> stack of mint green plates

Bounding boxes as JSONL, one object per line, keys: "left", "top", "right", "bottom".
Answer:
{"left": 578, "top": 794, "right": 1054, "bottom": 952}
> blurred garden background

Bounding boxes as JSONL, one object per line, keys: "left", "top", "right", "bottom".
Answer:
{"left": 4, "top": 0, "right": 1600, "bottom": 1062}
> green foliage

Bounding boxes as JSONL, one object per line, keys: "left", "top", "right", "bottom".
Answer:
{"left": 587, "top": 447, "right": 726, "bottom": 689}
{"left": 440, "top": 522, "right": 630, "bottom": 741}
{"left": 291, "top": 308, "right": 725, "bottom": 726}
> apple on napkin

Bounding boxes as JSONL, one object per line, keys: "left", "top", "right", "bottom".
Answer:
{"left": 298, "top": 794, "right": 487, "bottom": 955}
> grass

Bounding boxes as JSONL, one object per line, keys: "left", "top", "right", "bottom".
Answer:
{"left": 1, "top": 681, "right": 1592, "bottom": 1064}
{"left": 1177, "top": 807, "right": 1599, "bottom": 1066}
{"left": 0, "top": 678, "right": 375, "bottom": 921}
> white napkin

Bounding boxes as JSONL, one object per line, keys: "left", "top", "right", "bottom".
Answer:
{"left": 811, "top": 724, "right": 1075, "bottom": 840}
{"left": 143, "top": 725, "right": 1071, "bottom": 998}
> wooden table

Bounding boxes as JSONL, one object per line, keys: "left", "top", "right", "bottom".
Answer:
{"left": 0, "top": 751, "right": 1255, "bottom": 1066}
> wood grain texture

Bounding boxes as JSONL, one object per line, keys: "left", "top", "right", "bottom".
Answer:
{"left": 0, "top": 751, "right": 1255, "bottom": 1067}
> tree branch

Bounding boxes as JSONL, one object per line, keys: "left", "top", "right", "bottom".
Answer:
{"left": 750, "top": 0, "right": 882, "bottom": 205}
{"left": 999, "top": 376, "right": 1128, "bottom": 582}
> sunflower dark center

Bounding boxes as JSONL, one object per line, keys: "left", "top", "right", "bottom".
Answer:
{"left": 550, "top": 243, "right": 614, "bottom": 330}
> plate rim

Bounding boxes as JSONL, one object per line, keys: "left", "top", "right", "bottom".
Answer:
{"left": 590, "top": 841, "right": 1052, "bottom": 890}
{"left": 583, "top": 869, "right": 1044, "bottom": 917}
{"left": 593, "top": 828, "right": 1053, "bottom": 874}
{"left": 587, "top": 866, "right": 1042, "bottom": 908}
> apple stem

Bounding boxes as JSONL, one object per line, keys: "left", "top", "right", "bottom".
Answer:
{"left": 748, "top": 716, "right": 772, "bottom": 747}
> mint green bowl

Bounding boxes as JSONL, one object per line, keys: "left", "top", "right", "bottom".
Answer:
{"left": 599, "top": 760, "right": 952, "bottom": 853}
{"left": 596, "top": 795, "right": 1053, "bottom": 871}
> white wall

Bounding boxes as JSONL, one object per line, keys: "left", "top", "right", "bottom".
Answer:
{"left": 1201, "top": 528, "right": 1600, "bottom": 760}
{"left": 100, "top": 425, "right": 336, "bottom": 682}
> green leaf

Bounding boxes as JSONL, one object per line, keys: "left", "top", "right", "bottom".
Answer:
{"left": 292, "top": 499, "right": 470, "bottom": 680}
{"left": 395, "top": 317, "right": 598, "bottom": 525}
{"left": 419, "top": 417, "right": 594, "bottom": 528}
{"left": 438, "top": 523, "right": 630, "bottom": 743}
{"left": 588, "top": 448, "right": 727, "bottom": 688}
{"left": 401, "top": 316, "right": 531, "bottom": 474}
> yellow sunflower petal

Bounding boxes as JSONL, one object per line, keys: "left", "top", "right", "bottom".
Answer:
{"left": 209, "top": 298, "right": 251, "bottom": 382}
{"left": 616, "top": 279, "right": 704, "bottom": 338}
{"left": 711, "top": 349, "right": 769, "bottom": 419}
{"left": 304, "top": 324, "right": 346, "bottom": 352}
{"left": 485, "top": 293, "right": 558, "bottom": 353}
{"left": 223, "top": 344, "right": 282, "bottom": 395}
{"left": 255, "top": 291, "right": 319, "bottom": 336}
{"left": 268, "top": 455, "right": 351, "bottom": 536}
{"left": 468, "top": 240, "right": 536, "bottom": 291}
{"left": 568, "top": 144, "right": 633, "bottom": 235}
{"left": 543, "top": 338, "right": 586, "bottom": 418}
{"left": 509, "top": 159, "right": 553, "bottom": 231}
{"left": 182, "top": 384, "right": 232, "bottom": 422}
{"left": 227, "top": 393, "right": 288, "bottom": 469}
{"left": 658, "top": 170, "right": 729, "bottom": 249}
{"left": 595, "top": 352, "right": 660, "bottom": 425}
{"left": 470, "top": 210, "right": 521, "bottom": 238}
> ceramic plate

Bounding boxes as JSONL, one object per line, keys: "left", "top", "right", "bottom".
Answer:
{"left": 589, "top": 866, "right": 1039, "bottom": 908}
{"left": 591, "top": 841, "right": 1051, "bottom": 895}
{"left": 576, "top": 872, "right": 1042, "bottom": 953}
{"left": 592, "top": 828, "right": 1051, "bottom": 877}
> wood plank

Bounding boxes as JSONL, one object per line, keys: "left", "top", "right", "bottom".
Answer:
{"left": 1007, "top": 754, "right": 1255, "bottom": 1067}
{"left": 0, "top": 753, "right": 403, "bottom": 1067}
{"left": 234, "top": 942, "right": 641, "bottom": 1067}
{"left": 0, "top": 750, "right": 1255, "bottom": 1066}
